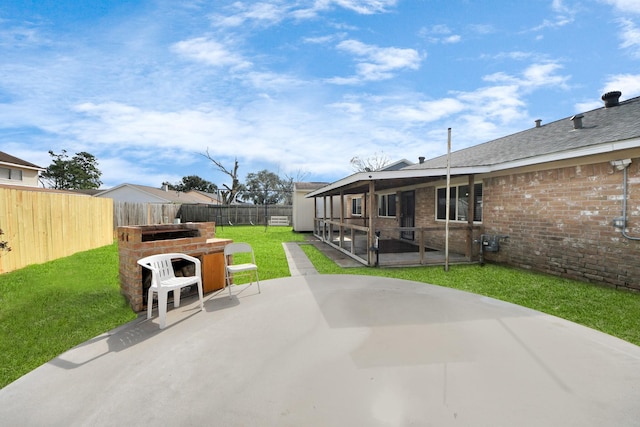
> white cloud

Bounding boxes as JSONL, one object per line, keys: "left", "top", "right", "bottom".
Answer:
{"left": 482, "top": 51, "right": 536, "bottom": 61}
{"left": 551, "top": 0, "right": 571, "bottom": 14}
{"left": 384, "top": 98, "right": 465, "bottom": 123}
{"left": 483, "top": 61, "right": 569, "bottom": 90}
{"left": 304, "top": 34, "right": 338, "bottom": 44}
{"left": 329, "top": 101, "right": 364, "bottom": 115}
{"left": 209, "top": 2, "right": 289, "bottom": 28}
{"left": 468, "top": 24, "right": 495, "bottom": 35}
{"left": 330, "top": 39, "right": 422, "bottom": 83}
{"left": 618, "top": 18, "right": 640, "bottom": 57}
{"left": 243, "top": 71, "right": 307, "bottom": 91}
{"left": 0, "top": 24, "right": 47, "bottom": 48}
{"left": 418, "top": 24, "right": 462, "bottom": 44}
{"left": 602, "top": 73, "right": 640, "bottom": 98}
{"left": 332, "top": 0, "right": 398, "bottom": 14}
{"left": 521, "top": 62, "right": 569, "bottom": 88}
{"left": 455, "top": 84, "right": 526, "bottom": 124}
{"left": 529, "top": 0, "right": 575, "bottom": 32}
{"left": 601, "top": 0, "right": 640, "bottom": 14}
{"left": 443, "top": 35, "right": 462, "bottom": 44}
{"left": 171, "top": 37, "right": 252, "bottom": 69}
{"left": 295, "top": 0, "right": 398, "bottom": 17}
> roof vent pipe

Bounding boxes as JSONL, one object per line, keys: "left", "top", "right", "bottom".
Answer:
{"left": 419, "top": 156, "right": 425, "bottom": 164}
{"left": 570, "top": 114, "right": 584, "bottom": 130}
{"left": 535, "top": 119, "right": 542, "bottom": 128}
{"left": 602, "top": 91, "right": 621, "bottom": 108}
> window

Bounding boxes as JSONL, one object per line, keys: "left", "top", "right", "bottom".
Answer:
{"left": 378, "top": 193, "right": 396, "bottom": 217}
{"left": 351, "top": 197, "right": 362, "bottom": 216}
{"left": 437, "top": 183, "right": 483, "bottom": 222}
{"left": 0, "top": 167, "right": 22, "bottom": 181}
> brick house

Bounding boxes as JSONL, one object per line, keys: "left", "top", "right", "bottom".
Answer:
{"left": 307, "top": 91, "right": 640, "bottom": 290}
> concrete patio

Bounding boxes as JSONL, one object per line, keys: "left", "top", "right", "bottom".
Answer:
{"left": 1, "top": 243, "right": 639, "bottom": 426}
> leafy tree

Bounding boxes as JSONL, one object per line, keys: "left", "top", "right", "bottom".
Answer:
{"left": 350, "top": 151, "right": 390, "bottom": 172}
{"left": 245, "top": 170, "right": 282, "bottom": 204}
{"left": 163, "top": 176, "right": 217, "bottom": 193}
{"left": 202, "top": 150, "right": 244, "bottom": 204}
{"left": 41, "top": 150, "right": 102, "bottom": 189}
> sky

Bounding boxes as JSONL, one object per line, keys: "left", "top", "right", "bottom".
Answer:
{"left": 2, "top": 0, "right": 640, "bottom": 190}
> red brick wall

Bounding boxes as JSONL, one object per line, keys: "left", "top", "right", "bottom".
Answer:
{"left": 482, "top": 158, "right": 640, "bottom": 290}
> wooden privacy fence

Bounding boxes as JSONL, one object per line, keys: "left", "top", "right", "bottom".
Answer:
{"left": 113, "top": 201, "right": 181, "bottom": 228}
{"left": 178, "top": 204, "right": 292, "bottom": 226}
{"left": 0, "top": 187, "right": 113, "bottom": 274}
{"left": 111, "top": 202, "right": 292, "bottom": 229}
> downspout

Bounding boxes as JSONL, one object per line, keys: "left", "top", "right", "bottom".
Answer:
{"left": 612, "top": 159, "right": 640, "bottom": 241}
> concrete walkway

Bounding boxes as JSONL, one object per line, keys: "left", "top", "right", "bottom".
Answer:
{"left": 282, "top": 242, "right": 319, "bottom": 276}
{"left": 2, "top": 246, "right": 640, "bottom": 426}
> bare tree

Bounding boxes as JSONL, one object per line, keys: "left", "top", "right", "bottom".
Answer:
{"left": 202, "top": 150, "right": 244, "bottom": 204}
{"left": 279, "top": 169, "right": 309, "bottom": 205}
{"left": 350, "top": 151, "right": 390, "bottom": 172}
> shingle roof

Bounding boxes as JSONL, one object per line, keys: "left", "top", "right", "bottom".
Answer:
{"left": 294, "top": 182, "right": 330, "bottom": 190}
{"left": 404, "top": 94, "right": 640, "bottom": 170}
{"left": 96, "top": 183, "right": 217, "bottom": 203}
{"left": 0, "top": 151, "right": 44, "bottom": 170}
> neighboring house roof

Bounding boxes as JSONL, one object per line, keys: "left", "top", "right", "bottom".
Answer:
{"left": 294, "top": 182, "right": 330, "bottom": 191}
{"left": 70, "top": 189, "right": 103, "bottom": 196}
{"left": 0, "top": 183, "right": 90, "bottom": 195}
{"left": 186, "top": 190, "right": 222, "bottom": 204}
{"left": 0, "top": 151, "right": 44, "bottom": 171}
{"left": 308, "top": 91, "right": 640, "bottom": 198}
{"left": 380, "top": 159, "right": 414, "bottom": 171}
{"left": 95, "top": 183, "right": 218, "bottom": 204}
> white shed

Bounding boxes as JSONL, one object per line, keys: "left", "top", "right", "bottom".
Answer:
{"left": 293, "top": 182, "right": 341, "bottom": 232}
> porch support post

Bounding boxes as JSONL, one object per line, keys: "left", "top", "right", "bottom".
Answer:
{"left": 466, "top": 174, "right": 475, "bottom": 259}
{"left": 329, "top": 192, "right": 335, "bottom": 243}
{"left": 368, "top": 180, "right": 377, "bottom": 266}
{"left": 323, "top": 195, "right": 328, "bottom": 241}
{"left": 313, "top": 196, "right": 318, "bottom": 235}
{"left": 339, "top": 191, "right": 345, "bottom": 248}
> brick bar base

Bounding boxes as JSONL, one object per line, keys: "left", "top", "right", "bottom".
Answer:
{"left": 117, "top": 222, "right": 231, "bottom": 312}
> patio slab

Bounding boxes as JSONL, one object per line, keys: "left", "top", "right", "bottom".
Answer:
{"left": 1, "top": 274, "right": 639, "bottom": 426}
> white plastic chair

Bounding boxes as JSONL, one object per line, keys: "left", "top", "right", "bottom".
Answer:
{"left": 137, "top": 253, "right": 204, "bottom": 329}
{"left": 224, "top": 242, "right": 260, "bottom": 297}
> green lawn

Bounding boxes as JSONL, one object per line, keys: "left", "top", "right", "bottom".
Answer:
{"left": 215, "top": 224, "right": 305, "bottom": 282}
{"left": 1, "top": 225, "right": 638, "bottom": 389}
{"left": 0, "top": 243, "right": 137, "bottom": 389}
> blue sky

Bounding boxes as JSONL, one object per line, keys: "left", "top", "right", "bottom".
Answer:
{"left": 2, "top": 0, "right": 640, "bottom": 189}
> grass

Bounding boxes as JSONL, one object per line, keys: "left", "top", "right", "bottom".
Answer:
{"left": 215, "top": 224, "right": 305, "bottom": 282}
{"left": 1, "top": 224, "right": 639, "bottom": 389}
{"left": 0, "top": 243, "right": 137, "bottom": 388}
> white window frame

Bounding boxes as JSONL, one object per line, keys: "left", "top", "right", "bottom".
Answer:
{"left": 351, "top": 197, "right": 362, "bottom": 216}
{"left": 378, "top": 193, "right": 396, "bottom": 217}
